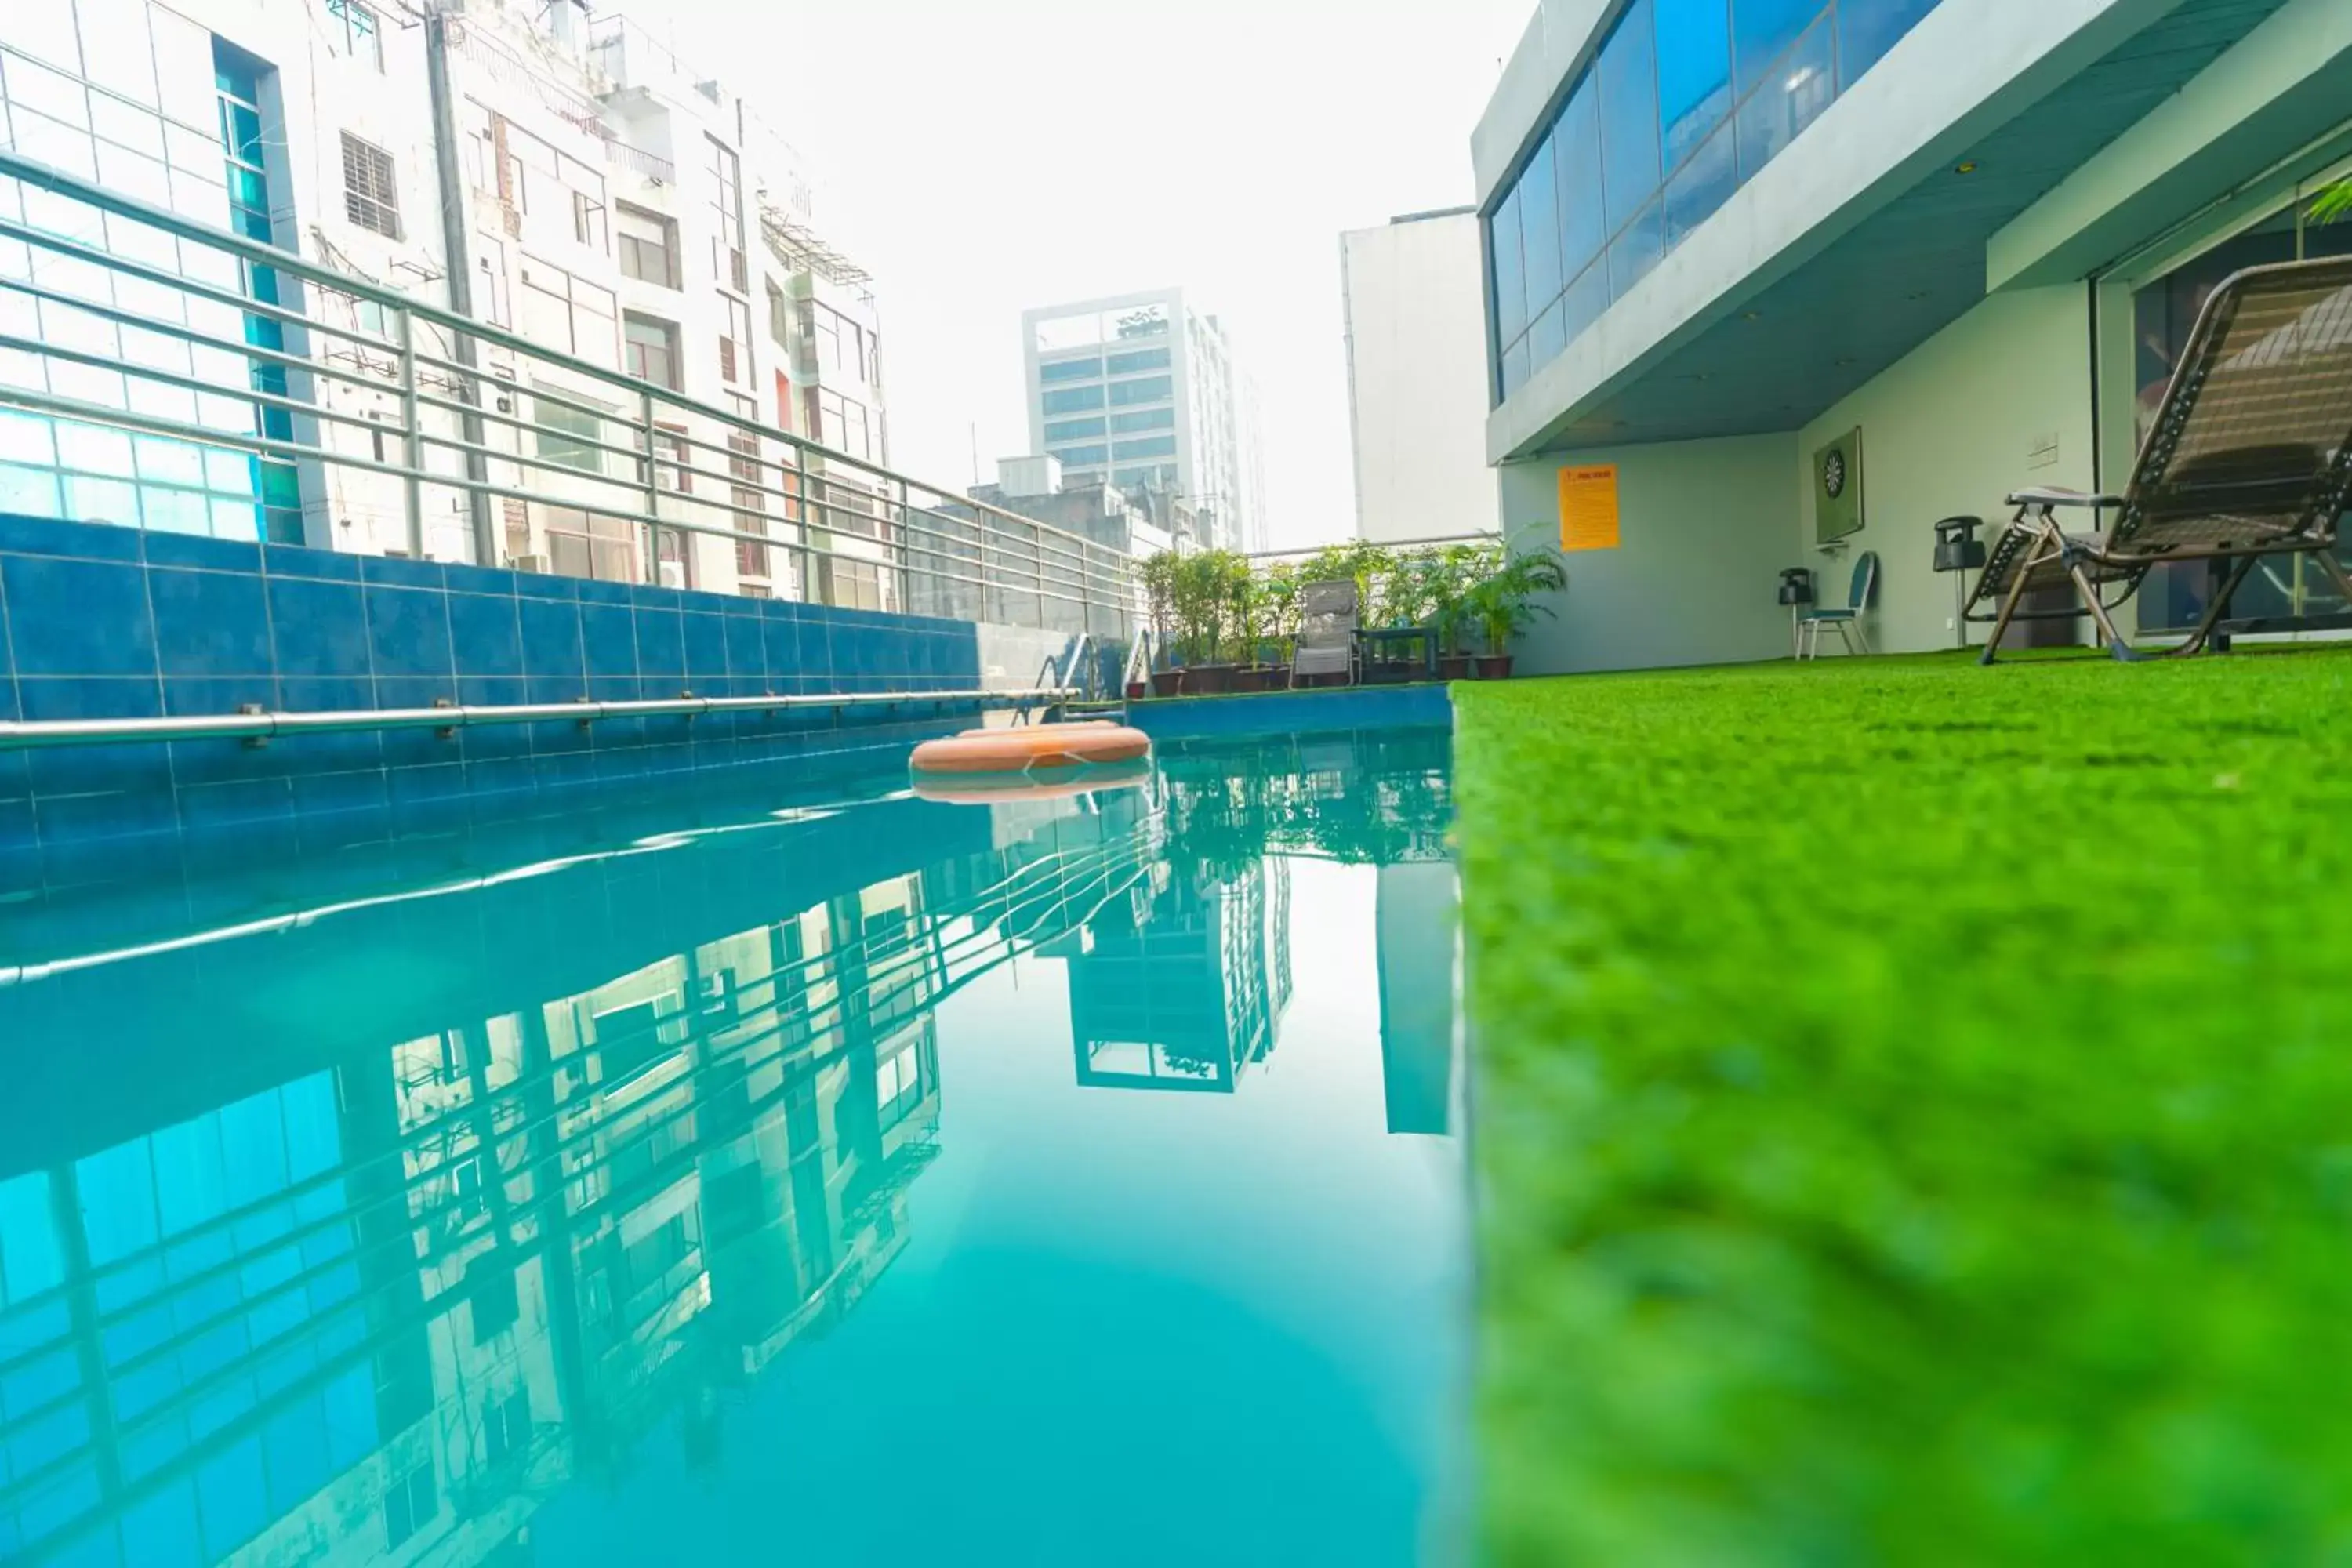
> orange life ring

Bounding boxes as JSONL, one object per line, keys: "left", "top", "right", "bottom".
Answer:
{"left": 909, "top": 721, "right": 1152, "bottom": 775}
{"left": 913, "top": 757, "right": 1150, "bottom": 804}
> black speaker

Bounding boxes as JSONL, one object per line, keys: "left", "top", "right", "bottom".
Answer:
{"left": 1933, "top": 516, "right": 1987, "bottom": 573}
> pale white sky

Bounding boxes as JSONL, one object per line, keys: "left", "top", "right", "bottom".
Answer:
{"left": 666, "top": 0, "right": 1531, "bottom": 549}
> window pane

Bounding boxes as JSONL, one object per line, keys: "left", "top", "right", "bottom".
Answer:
{"left": 1110, "top": 407, "right": 1174, "bottom": 434}
{"left": 1041, "top": 385, "right": 1105, "bottom": 414}
{"left": 1555, "top": 82, "right": 1606, "bottom": 286}
{"left": 1734, "top": 0, "right": 1828, "bottom": 95}
{"left": 1490, "top": 187, "right": 1527, "bottom": 350}
{"left": 1657, "top": 0, "right": 1733, "bottom": 172}
{"left": 1519, "top": 135, "right": 1562, "bottom": 318}
{"left": 1599, "top": 0, "right": 1661, "bottom": 234}
{"left": 1112, "top": 435, "right": 1177, "bottom": 460}
{"left": 1109, "top": 376, "right": 1172, "bottom": 407}
{"left": 1560, "top": 258, "right": 1610, "bottom": 347}
{"left": 1607, "top": 198, "right": 1664, "bottom": 298}
{"left": 1040, "top": 358, "right": 1100, "bottom": 383}
{"left": 1838, "top": 0, "right": 1941, "bottom": 85}
{"left": 1053, "top": 443, "right": 1109, "bottom": 466}
{"left": 1735, "top": 13, "right": 1836, "bottom": 179}
{"left": 1664, "top": 122, "right": 1737, "bottom": 249}
{"left": 1105, "top": 347, "right": 1171, "bottom": 375}
{"left": 1500, "top": 334, "right": 1532, "bottom": 401}
{"left": 1526, "top": 297, "right": 1566, "bottom": 373}
{"left": 1044, "top": 417, "right": 1105, "bottom": 441}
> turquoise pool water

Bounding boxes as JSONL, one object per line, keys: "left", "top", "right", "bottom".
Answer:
{"left": 0, "top": 728, "right": 1467, "bottom": 1566}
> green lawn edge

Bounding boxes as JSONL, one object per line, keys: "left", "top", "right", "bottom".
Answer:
{"left": 1453, "top": 649, "right": 2352, "bottom": 1565}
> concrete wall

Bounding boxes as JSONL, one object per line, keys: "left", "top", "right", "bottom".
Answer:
{"left": 1793, "top": 284, "right": 2095, "bottom": 655}
{"left": 1497, "top": 433, "right": 1796, "bottom": 674}
{"left": 1341, "top": 213, "right": 1500, "bottom": 544}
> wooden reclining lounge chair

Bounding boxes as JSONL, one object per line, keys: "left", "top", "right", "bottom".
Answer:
{"left": 1967, "top": 256, "right": 2352, "bottom": 662}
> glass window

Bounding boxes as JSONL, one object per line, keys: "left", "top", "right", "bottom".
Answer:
{"left": 1490, "top": 187, "right": 1527, "bottom": 352}
{"left": 616, "top": 203, "right": 678, "bottom": 288}
{"left": 1735, "top": 13, "right": 1835, "bottom": 179}
{"left": 1734, "top": 0, "right": 1828, "bottom": 95}
{"left": 1105, "top": 347, "right": 1171, "bottom": 375}
{"left": 1599, "top": 0, "right": 1661, "bottom": 233}
{"left": 1664, "top": 122, "right": 1738, "bottom": 249}
{"left": 1054, "top": 443, "right": 1109, "bottom": 466}
{"left": 325, "top": 0, "right": 383, "bottom": 70}
{"left": 1110, "top": 408, "right": 1174, "bottom": 434}
{"left": 1555, "top": 82, "right": 1606, "bottom": 287}
{"left": 1607, "top": 198, "right": 1664, "bottom": 298}
{"left": 1040, "top": 358, "right": 1101, "bottom": 383}
{"left": 1112, "top": 435, "right": 1177, "bottom": 460}
{"left": 1560, "top": 259, "right": 1610, "bottom": 346}
{"left": 1501, "top": 336, "right": 1532, "bottom": 401}
{"left": 1041, "top": 385, "right": 1104, "bottom": 415}
{"left": 1839, "top": 0, "right": 1941, "bottom": 84}
{"left": 1519, "top": 135, "right": 1563, "bottom": 321}
{"left": 534, "top": 397, "right": 605, "bottom": 474}
{"left": 1657, "top": 0, "right": 1733, "bottom": 172}
{"left": 1045, "top": 417, "right": 1106, "bottom": 441}
{"left": 1109, "top": 376, "right": 1172, "bottom": 407}
{"left": 622, "top": 312, "right": 679, "bottom": 390}
{"left": 1525, "top": 299, "right": 1566, "bottom": 372}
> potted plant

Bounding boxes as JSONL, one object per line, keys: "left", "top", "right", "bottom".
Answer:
{"left": 1173, "top": 550, "right": 1240, "bottom": 694}
{"left": 1468, "top": 549, "right": 1568, "bottom": 678}
{"left": 1257, "top": 561, "right": 1300, "bottom": 688}
{"left": 1139, "top": 550, "right": 1184, "bottom": 697}
{"left": 1431, "top": 543, "right": 1499, "bottom": 679}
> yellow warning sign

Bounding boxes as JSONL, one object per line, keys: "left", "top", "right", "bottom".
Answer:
{"left": 1558, "top": 463, "right": 1620, "bottom": 552}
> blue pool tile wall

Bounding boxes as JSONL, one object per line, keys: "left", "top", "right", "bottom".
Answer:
{"left": 0, "top": 513, "right": 1054, "bottom": 880}
{"left": 1124, "top": 682, "right": 1454, "bottom": 740}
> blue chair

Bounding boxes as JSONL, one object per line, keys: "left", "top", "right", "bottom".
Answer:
{"left": 1799, "top": 550, "right": 1878, "bottom": 659}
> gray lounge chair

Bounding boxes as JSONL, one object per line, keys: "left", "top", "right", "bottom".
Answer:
{"left": 1290, "top": 579, "right": 1358, "bottom": 687}
{"left": 1967, "top": 255, "right": 2352, "bottom": 662}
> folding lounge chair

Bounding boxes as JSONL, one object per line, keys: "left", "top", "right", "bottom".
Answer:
{"left": 1967, "top": 255, "right": 2352, "bottom": 663}
{"left": 1289, "top": 579, "right": 1358, "bottom": 688}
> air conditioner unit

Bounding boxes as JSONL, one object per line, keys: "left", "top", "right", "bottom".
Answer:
{"left": 657, "top": 559, "right": 685, "bottom": 589}
{"left": 513, "top": 553, "right": 550, "bottom": 574}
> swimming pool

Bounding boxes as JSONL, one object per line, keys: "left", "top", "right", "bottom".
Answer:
{"left": 0, "top": 725, "right": 1467, "bottom": 1566}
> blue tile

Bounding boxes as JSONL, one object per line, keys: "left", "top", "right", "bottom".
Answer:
{"left": 0, "top": 797, "right": 32, "bottom": 854}
{"left": 359, "top": 554, "right": 446, "bottom": 591}
{"left": 143, "top": 532, "right": 260, "bottom": 573}
{"left": 0, "top": 513, "right": 144, "bottom": 561}
{"left": 579, "top": 605, "right": 637, "bottom": 679}
{"left": 517, "top": 597, "right": 584, "bottom": 685}
{"left": 264, "top": 543, "right": 361, "bottom": 581}
{"left": 364, "top": 586, "right": 453, "bottom": 680}
{"left": 793, "top": 620, "right": 832, "bottom": 687}
{"left": 375, "top": 675, "right": 456, "bottom": 713}
{"left": 448, "top": 593, "right": 522, "bottom": 678}
{"left": 760, "top": 619, "right": 800, "bottom": 688}
{"left": 514, "top": 568, "right": 579, "bottom": 601}
{"left": 4, "top": 556, "right": 157, "bottom": 677}
{"left": 631, "top": 583, "right": 686, "bottom": 612}
{"left": 176, "top": 777, "right": 294, "bottom": 834}
{"left": 722, "top": 613, "right": 765, "bottom": 685}
{"left": 458, "top": 677, "right": 531, "bottom": 761}
{"left": 723, "top": 593, "right": 766, "bottom": 619}
{"left": 34, "top": 788, "right": 180, "bottom": 847}
{"left": 386, "top": 763, "right": 468, "bottom": 833}
{"left": 464, "top": 754, "right": 536, "bottom": 799}
{"left": 291, "top": 768, "right": 387, "bottom": 822}
{"left": 576, "top": 579, "right": 633, "bottom": 607}
{"left": 443, "top": 564, "right": 517, "bottom": 598}
{"left": 163, "top": 676, "right": 275, "bottom": 717}
{"left": 684, "top": 613, "right": 728, "bottom": 682}
{"left": 148, "top": 567, "right": 271, "bottom": 677}
{"left": 267, "top": 576, "right": 369, "bottom": 679}
{"left": 270, "top": 678, "right": 383, "bottom": 776}
{"left": 635, "top": 609, "right": 684, "bottom": 682}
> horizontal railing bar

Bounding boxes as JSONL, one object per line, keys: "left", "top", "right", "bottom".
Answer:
{"left": 0, "top": 687, "right": 1076, "bottom": 750}
{"left": 0, "top": 383, "right": 1117, "bottom": 612}
{"left": 0, "top": 148, "right": 1126, "bottom": 564}
{"left": 0, "top": 275, "right": 412, "bottom": 398}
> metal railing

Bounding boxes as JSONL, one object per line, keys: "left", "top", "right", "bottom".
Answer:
{"left": 0, "top": 149, "right": 1134, "bottom": 637}
{"left": 0, "top": 687, "right": 1075, "bottom": 752}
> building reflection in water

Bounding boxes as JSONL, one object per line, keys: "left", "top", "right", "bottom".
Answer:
{"left": 0, "top": 729, "right": 1454, "bottom": 1566}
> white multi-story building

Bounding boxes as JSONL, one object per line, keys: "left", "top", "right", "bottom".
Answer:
{"left": 0, "top": 0, "right": 889, "bottom": 602}
{"left": 1340, "top": 208, "right": 1499, "bottom": 546}
{"left": 1021, "top": 287, "right": 1265, "bottom": 553}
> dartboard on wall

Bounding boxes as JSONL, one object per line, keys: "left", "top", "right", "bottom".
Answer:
{"left": 1813, "top": 427, "right": 1864, "bottom": 544}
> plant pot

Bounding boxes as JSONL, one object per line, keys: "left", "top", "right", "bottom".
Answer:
{"left": 1475, "top": 655, "right": 1515, "bottom": 679}
{"left": 1231, "top": 666, "right": 1270, "bottom": 693}
{"left": 1189, "top": 663, "right": 1236, "bottom": 695}
{"left": 1125, "top": 681, "right": 1148, "bottom": 700}
{"left": 1151, "top": 670, "right": 1183, "bottom": 698}
{"left": 1438, "top": 655, "right": 1472, "bottom": 681}
{"left": 1269, "top": 665, "right": 1292, "bottom": 688}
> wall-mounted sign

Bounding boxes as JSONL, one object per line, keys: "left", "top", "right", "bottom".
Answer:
{"left": 1558, "top": 463, "right": 1620, "bottom": 552}
{"left": 1813, "top": 427, "right": 1864, "bottom": 544}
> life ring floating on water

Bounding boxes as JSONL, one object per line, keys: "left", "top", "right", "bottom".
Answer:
{"left": 909, "top": 720, "right": 1152, "bottom": 776}
{"left": 912, "top": 757, "right": 1151, "bottom": 804}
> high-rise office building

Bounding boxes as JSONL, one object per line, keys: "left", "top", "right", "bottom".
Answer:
{"left": 1341, "top": 209, "right": 1499, "bottom": 545}
{"left": 1021, "top": 288, "right": 1265, "bottom": 552}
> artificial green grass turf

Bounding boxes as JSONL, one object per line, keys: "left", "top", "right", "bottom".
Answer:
{"left": 1454, "top": 649, "right": 2352, "bottom": 1566}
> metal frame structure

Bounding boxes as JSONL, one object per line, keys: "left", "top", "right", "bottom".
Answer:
{"left": 0, "top": 148, "right": 1134, "bottom": 637}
